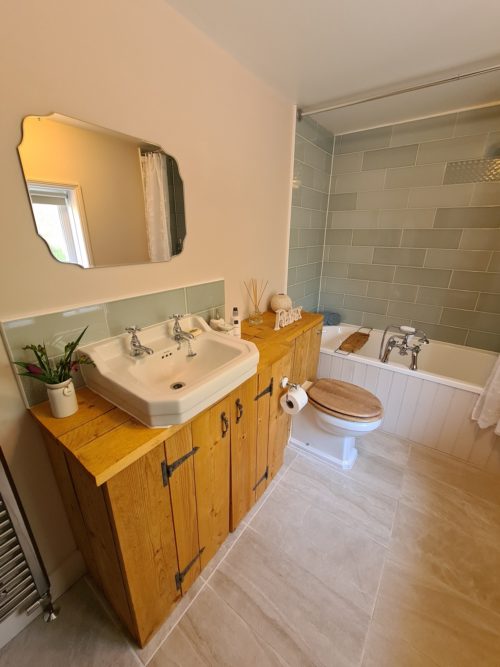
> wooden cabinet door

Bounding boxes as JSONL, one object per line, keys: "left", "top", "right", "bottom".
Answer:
{"left": 306, "top": 322, "right": 323, "bottom": 381}
{"left": 192, "top": 397, "right": 231, "bottom": 569}
{"left": 268, "top": 349, "right": 293, "bottom": 481}
{"left": 105, "top": 443, "right": 180, "bottom": 647}
{"left": 254, "top": 367, "right": 272, "bottom": 501}
{"left": 291, "top": 330, "right": 310, "bottom": 385}
{"left": 164, "top": 426, "right": 201, "bottom": 594}
{"left": 229, "top": 375, "right": 257, "bottom": 531}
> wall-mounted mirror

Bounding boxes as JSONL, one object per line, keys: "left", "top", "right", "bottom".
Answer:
{"left": 18, "top": 114, "right": 186, "bottom": 268}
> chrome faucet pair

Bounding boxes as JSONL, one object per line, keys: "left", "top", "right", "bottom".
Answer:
{"left": 126, "top": 315, "right": 196, "bottom": 358}
{"left": 379, "top": 325, "right": 429, "bottom": 370}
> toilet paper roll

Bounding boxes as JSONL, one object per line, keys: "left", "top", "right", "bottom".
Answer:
{"left": 280, "top": 386, "right": 308, "bottom": 415}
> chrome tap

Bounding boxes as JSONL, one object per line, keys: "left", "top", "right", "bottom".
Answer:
{"left": 171, "top": 314, "right": 196, "bottom": 355}
{"left": 125, "top": 326, "right": 154, "bottom": 357}
{"left": 379, "top": 325, "right": 429, "bottom": 370}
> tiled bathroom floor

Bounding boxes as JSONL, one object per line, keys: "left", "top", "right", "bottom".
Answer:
{"left": 1, "top": 431, "right": 500, "bottom": 666}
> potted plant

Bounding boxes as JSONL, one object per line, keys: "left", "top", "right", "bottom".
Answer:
{"left": 14, "top": 327, "right": 94, "bottom": 418}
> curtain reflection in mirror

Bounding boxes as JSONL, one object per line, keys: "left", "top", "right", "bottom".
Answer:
{"left": 140, "top": 152, "right": 172, "bottom": 262}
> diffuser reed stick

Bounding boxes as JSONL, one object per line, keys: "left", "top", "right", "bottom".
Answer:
{"left": 244, "top": 278, "right": 268, "bottom": 325}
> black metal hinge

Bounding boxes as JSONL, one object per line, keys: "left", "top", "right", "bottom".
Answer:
{"left": 175, "top": 547, "right": 205, "bottom": 590}
{"left": 254, "top": 377, "right": 273, "bottom": 401}
{"left": 161, "top": 447, "right": 199, "bottom": 486}
{"left": 252, "top": 466, "right": 269, "bottom": 491}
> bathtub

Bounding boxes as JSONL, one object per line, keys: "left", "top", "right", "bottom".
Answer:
{"left": 317, "top": 325, "right": 499, "bottom": 470}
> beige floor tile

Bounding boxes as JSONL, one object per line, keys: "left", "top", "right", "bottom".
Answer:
{"left": 285, "top": 455, "right": 397, "bottom": 546}
{"left": 0, "top": 579, "right": 139, "bottom": 667}
{"left": 133, "top": 576, "right": 205, "bottom": 665}
{"left": 362, "top": 620, "right": 442, "bottom": 666}
{"left": 209, "top": 528, "right": 369, "bottom": 667}
{"left": 408, "top": 444, "right": 500, "bottom": 506}
{"left": 401, "top": 470, "right": 500, "bottom": 543}
{"left": 359, "top": 429, "right": 411, "bottom": 467}
{"left": 388, "top": 502, "right": 500, "bottom": 616}
{"left": 149, "top": 586, "right": 286, "bottom": 667}
{"left": 250, "top": 474, "right": 386, "bottom": 614}
{"left": 371, "top": 561, "right": 500, "bottom": 667}
{"left": 338, "top": 445, "right": 405, "bottom": 500}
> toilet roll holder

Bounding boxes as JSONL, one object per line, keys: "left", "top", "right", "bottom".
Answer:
{"left": 280, "top": 376, "right": 300, "bottom": 391}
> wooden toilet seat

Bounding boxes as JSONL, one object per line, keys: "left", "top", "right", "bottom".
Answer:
{"left": 307, "top": 378, "right": 383, "bottom": 423}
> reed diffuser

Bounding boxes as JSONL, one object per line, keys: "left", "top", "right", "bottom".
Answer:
{"left": 244, "top": 278, "right": 268, "bottom": 325}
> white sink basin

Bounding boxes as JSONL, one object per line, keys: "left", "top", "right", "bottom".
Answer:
{"left": 78, "top": 316, "right": 259, "bottom": 427}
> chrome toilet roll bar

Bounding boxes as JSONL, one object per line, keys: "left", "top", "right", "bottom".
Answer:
{"left": 280, "top": 376, "right": 300, "bottom": 390}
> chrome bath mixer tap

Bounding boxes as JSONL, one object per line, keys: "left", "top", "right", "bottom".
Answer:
{"left": 379, "top": 325, "right": 429, "bottom": 370}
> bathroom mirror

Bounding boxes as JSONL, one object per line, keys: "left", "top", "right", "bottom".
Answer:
{"left": 17, "top": 114, "right": 186, "bottom": 268}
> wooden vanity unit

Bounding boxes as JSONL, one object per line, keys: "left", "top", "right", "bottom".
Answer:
{"left": 30, "top": 311, "right": 323, "bottom": 647}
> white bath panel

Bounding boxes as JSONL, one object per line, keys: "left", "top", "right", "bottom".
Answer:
{"left": 375, "top": 368, "right": 394, "bottom": 418}
{"left": 395, "top": 377, "right": 423, "bottom": 440}
{"left": 364, "top": 365, "right": 380, "bottom": 397}
{"left": 352, "top": 360, "right": 367, "bottom": 387}
{"left": 421, "top": 384, "right": 454, "bottom": 450}
{"left": 408, "top": 381, "right": 439, "bottom": 444}
{"left": 484, "top": 438, "right": 500, "bottom": 474}
{"left": 437, "top": 389, "right": 475, "bottom": 456}
{"left": 331, "top": 356, "right": 344, "bottom": 379}
{"left": 318, "top": 352, "right": 332, "bottom": 379}
{"left": 340, "top": 359, "right": 355, "bottom": 383}
{"left": 450, "top": 394, "right": 480, "bottom": 461}
{"left": 383, "top": 372, "right": 408, "bottom": 434}
{"left": 468, "top": 426, "right": 498, "bottom": 468}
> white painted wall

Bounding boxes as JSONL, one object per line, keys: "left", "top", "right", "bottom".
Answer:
{"left": 0, "top": 0, "right": 294, "bottom": 622}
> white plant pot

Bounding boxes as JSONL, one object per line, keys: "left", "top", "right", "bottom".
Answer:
{"left": 46, "top": 379, "right": 78, "bottom": 418}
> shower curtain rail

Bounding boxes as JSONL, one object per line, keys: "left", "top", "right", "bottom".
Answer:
{"left": 297, "top": 63, "right": 500, "bottom": 119}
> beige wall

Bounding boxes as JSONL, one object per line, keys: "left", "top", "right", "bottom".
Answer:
{"left": 0, "top": 0, "right": 294, "bottom": 594}
{"left": 19, "top": 116, "right": 150, "bottom": 266}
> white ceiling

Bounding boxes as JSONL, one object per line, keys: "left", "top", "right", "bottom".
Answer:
{"left": 165, "top": 0, "right": 500, "bottom": 134}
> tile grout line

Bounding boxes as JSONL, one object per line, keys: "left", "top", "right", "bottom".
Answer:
{"left": 142, "top": 580, "right": 209, "bottom": 665}
{"left": 358, "top": 431, "right": 410, "bottom": 666}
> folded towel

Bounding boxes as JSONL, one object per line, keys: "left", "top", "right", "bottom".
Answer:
{"left": 323, "top": 311, "right": 341, "bottom": 326}
{"left": 472, "top": 355, "right": 500, "bottom": 435}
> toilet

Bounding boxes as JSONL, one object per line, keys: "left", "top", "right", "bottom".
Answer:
{"left": 290, "top": 378, "right": 383, "bottom": 469}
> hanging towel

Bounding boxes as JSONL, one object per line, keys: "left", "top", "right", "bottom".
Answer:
{"left": 472, "top": 355, "right": 500, "bottom": 435}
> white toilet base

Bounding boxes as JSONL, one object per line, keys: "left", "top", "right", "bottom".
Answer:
{"left": 290, "top": 404, "right": 359, "bottom": 470}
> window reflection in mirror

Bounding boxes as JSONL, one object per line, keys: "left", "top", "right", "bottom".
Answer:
{"left": 18, "top": 114, "right": 186, "bottom": 268}
{"left": 28, "top": 182, "right": 91, "bottom": 267}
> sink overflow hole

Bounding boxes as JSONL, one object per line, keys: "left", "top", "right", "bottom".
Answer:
{"left": 170, "top": 382, "right": 185, "bottom": 390}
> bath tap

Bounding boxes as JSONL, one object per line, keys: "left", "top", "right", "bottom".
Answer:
{"left": 125, "top": 326, "right": 154, "bottom": 357}
{"left": 379, "top": 325, "right": 429, "bottom": 370}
